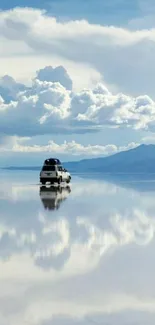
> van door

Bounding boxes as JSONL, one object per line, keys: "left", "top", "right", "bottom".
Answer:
{"left": 42, "top": 165, "right": 56, "bottom": 180}
{"left": 58, "top": 166, "right": 64, "bottom": 180}
{"left": 62, "top": 168, "right": 67, "bottom": 180}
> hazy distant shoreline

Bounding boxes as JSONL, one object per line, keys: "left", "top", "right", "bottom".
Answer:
{"left": 2, "top": 167, "right": 155, "bottom": 180}
{"left": 2, "top": 144, "right": 155, "bottom": 175}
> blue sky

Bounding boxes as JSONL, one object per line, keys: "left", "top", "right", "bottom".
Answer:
{"left": 0, "top": 0, "right": 146, "bottom": 24}
{"left": 1, "top": 0, "right": 155, "bottom": 165}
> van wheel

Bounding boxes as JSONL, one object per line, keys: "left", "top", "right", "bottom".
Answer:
{"left": 66, "top": 177, "right": 71, "bottom": 184}
{"left": 41, "top": 181, "right": 46, "bottom": 185}
{"left": 58, "top": 177, "right": 62, "bottom": 184}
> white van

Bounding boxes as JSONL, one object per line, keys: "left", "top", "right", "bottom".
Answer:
{"left": 40, "top": 158, "right": 71, "bottom": 185}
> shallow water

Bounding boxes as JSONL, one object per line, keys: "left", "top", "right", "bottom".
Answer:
{"left": 0, "top": 170, "right": 155, "bottom": 325}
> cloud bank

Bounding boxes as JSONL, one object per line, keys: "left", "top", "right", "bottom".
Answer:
{"left": 0, "top": 136, "right": 138, "bottom": 156}
{"left": 1, "top": 65, "right": 155, "bottom": 137}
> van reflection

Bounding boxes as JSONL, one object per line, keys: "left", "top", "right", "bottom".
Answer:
{"left": 39, "top": 185, "right": 71, "bottom": 210}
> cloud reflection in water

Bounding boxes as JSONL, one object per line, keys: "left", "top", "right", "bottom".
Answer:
{"left": 0, "top": 173, "right": 155, "bottom": 324}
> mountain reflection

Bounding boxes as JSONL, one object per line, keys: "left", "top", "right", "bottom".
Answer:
{"left": 39, "top": 185, "right": 71, "bottom": 211}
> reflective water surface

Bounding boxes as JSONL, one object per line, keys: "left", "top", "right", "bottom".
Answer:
{"left": 1, "top": 170, "right": 155, "bottom": 325}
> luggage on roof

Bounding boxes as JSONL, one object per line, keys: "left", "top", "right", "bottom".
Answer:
{"left": 44, "top": 158, "right": 61, "bottom": 166}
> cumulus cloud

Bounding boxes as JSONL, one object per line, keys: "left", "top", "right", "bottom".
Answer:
{"left": 35, "top": 66, "right": 73, "bottom": 90}
{"left": 2, "top": 9, "right": 155, "bottom": 139}
{"left": 0, "top": 136, "right": 138, "bottom": 156}
{"left": 2, "top": 7, "right": 155, "bottom": 97}
{"left": 0, "top": 77, "right": 71, "bottom": 136}
{"left": 1, "top": 66, "right": 155, "bottom": 136}
{"left": 0, "top": 75, "right": 27, "bottom": 102}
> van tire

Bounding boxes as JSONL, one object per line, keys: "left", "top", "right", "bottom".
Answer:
{"left": 66, "top": 177, "right": 71, "bottom": 184}
{"left": 58, "top": 177, "right": 62, "bottom": 184}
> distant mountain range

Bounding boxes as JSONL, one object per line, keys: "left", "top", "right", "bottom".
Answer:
{"left": 3, "top": 144, "right": 155, "bottom": 174}
{"left": 64, "top": 144, "right": 155, "bottom": 173}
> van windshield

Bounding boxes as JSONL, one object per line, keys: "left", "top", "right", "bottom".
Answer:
{"left": 42, "top": 166, "right": 55, "bottom": 171}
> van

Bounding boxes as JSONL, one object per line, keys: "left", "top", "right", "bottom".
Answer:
{"left": 40, "top": 158, "right": 71, "bottom": 185}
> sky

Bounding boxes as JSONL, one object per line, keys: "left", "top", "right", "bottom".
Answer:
{"left": 1, "top": 0, "right": 155, "bottom": 165}
{"left": 0, "top": 0, "right": 140, "bottom": 24}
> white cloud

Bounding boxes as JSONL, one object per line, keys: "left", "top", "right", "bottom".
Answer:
{"left": 2, "top": 8, "right": 155, "bottom": 137}
{"left": 1, "top": 66, "right": 155, "bottom": 137}
{"left": 142, "top": 133, "right": 155, "bottom": 143}
{"left": 0, "top": 136, "right": 139, "bottom": 156}
{"left": 2, "top": 7, "right": 155, "bottom": 96}
{"left": 35, "top": 66, "right": 73, "bottom": 90}
{"left": 2, "top": 8, "right": 155, "bottom": 149}
{"left": 0, "top": 77, "right": 71, "bottom": 136}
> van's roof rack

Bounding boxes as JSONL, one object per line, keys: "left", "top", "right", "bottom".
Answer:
{"left": 44, "top": 158, "right": 61, "bottom": 165}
